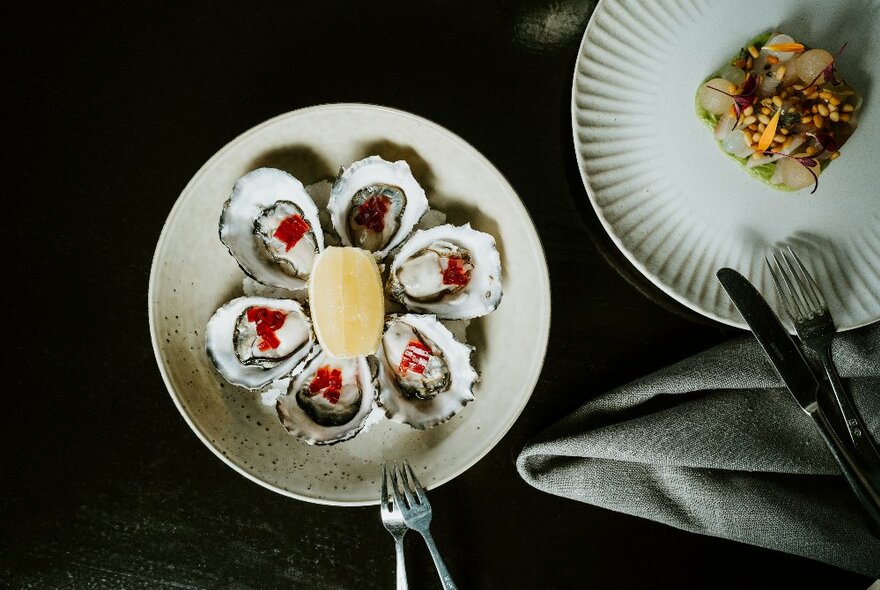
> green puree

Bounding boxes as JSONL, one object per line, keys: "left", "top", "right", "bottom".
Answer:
{"left": 694, "top": 32, "right": 796, "bottom": 191}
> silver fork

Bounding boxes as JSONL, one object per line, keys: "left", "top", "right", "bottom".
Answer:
{"left": 381, "top": 463, "right": 409, "bottom": 590}
{"left": 390, "top": 461, "right": 458, "bottom": 590}
{"left": 766, "top": 247, "right": 880, "bottom": 477}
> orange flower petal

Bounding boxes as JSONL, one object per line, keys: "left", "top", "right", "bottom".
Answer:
{"left": 763, "top": 43, "right": 805, "bottom": 53}
{"left": 757, "top": 109, "right": 781, "bottom": 152}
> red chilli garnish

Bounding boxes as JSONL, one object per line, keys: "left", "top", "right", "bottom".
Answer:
{"left": 398, "top": 340, "right": 431, "bottom": 375}
{"left": 309, "top": 366, "right": 343, "bottom": 404}
{"left": 441, "top": 257, "right": 471, "bottom": 287}
{"left": 707, "top": 73, "right": 758, "bottom": 124}
{"left": 354, "top": 195, "right": 391, "bottom": 233}
{"left": 246, "top": 307, "right": 287, "bottom": 351}
{"left": 273, "top": 214, "right": 310, "bottom": 251}
{"left": 763, "top": 150, "right": 821, "bottom": 194}
{"left": 805, "top": 42, "right": 848, "bottom": 90}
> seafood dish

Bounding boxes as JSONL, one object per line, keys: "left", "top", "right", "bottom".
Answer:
{"left": 695, "top": 32, "right": 861, "bottom": 192}
{"left": 205, "top": 157, "right": 503, "bottom": 444}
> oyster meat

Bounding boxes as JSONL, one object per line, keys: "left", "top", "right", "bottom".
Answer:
{"left": 206, "top": 296, "right": 316, "bottom": 390}
{"left": 276, "top": 350, "right": 377, "bottom": 445}
{"left": 220, "top": 168, "right": 324, "bottom": 290}
{"left": 376, "top": 314, "right": 476, "bottom": 429}
{"left": 328, "top": 156, "right": 428, "bottom": 259}
{"left": 387, "top": 224, "right": 502, "bottom": 319}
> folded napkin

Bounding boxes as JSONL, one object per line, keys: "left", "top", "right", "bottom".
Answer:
{"left": 517, "top": 323, "right": 880, "bottom": 576}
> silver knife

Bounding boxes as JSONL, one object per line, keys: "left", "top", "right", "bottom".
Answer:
{"left": 717, "top": 267, "right": 880, "bottom": 529}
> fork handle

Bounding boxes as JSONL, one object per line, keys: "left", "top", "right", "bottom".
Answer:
{"left": 820, "top": 346, "right": 880, "bottom": 483}
{"left": 420, "top": 529, "right": 458, "bottom": 590}
{"left": 394, "top": 538, "right": 408, "bottom": 590}
{"left": 810, "top": 405, "right": 880, "bottom": 535}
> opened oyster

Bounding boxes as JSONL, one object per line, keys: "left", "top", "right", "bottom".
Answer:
{"left": 275, "top": 350, "right": 377, "bottom": 445}
{"left": 220, "top": 168, "right": 324, "bottom": 290}
{"left": 206, "top": 296, "right": 316, "bottom": 390}
{"left": 387, "top": 224, "right": 502, "bottom": 319}
{"left": 328, "top": 156, "right": 429, "bottom": 259}
{"left": 376, "top": 314, "right": 476, "bottom": 429}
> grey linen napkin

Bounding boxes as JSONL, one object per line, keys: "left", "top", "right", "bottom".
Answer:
{"left": 517, "top": 323, "right": 880, "bottom": 575}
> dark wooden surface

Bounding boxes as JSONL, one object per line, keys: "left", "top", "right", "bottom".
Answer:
{"left": 3, "top": 1, "right": 873, "bottom": 588}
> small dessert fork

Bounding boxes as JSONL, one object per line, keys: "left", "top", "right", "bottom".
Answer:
{"left": 389, "top": 460, "right": 458, "bottom": 590}
{"left": 766, "top": 247, "right": 880, "bottom": 479}
{"left": 381, "top": 463, "right": 409, "bottom": 590}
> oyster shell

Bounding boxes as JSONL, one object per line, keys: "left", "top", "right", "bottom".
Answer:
{"left": 376, "top": 314, "right": 476, "bottom": 429}
{"left": 220, "top": 168, "right": 324, "bottom": 290}
{"left": 205, "top": 297, "right": 316, "bottom": 390}
{"left": 328, "top": 156, "right": 428, "bottom": 259}
{"left": 387, "top": 224, "right": 502, "bottom": 319}
{"left": 275, "top": 350, "right": 377, "bottom": 445}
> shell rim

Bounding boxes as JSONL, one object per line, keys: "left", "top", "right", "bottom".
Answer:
{"left": 148, "top": 103, "right": 552, "bottom": 507}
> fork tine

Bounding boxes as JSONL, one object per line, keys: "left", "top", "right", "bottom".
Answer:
{"left": 396, "top": 462, "right": 420, "bottom": 507}
{"left": 381, "top": 462, "right": 390, "bottom": 511}
{"left": 767, "top": 252, "right": 799, "bottom": 319}
{"left": 786, "top": 246, "right": 826, "bottom": 311}
{"left": 765, "top": 255, "right": 791, "bottom": 318}
{"left": 773, "top": 250, "right": 809, "bottom": 318}
{"left": 779, "top": 249, "right": 816, "bottom": 316}
{"left": 403, "top": 460, "right": 428, "bottom": 503}
{"left": 390, "top": 462, "right": 410, "bottom": 510}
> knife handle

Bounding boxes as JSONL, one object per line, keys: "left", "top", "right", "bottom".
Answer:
{"left": 810, "top": 406, "right": 880, "bottom": 533}
{"left": 819, "top": 348, "right": 880, "bottom": 483}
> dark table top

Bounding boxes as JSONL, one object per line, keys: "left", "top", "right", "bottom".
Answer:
{"left": 3, "top": 1, "right": 874, "bottom": 588}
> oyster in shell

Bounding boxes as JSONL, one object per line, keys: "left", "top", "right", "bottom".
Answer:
{"left": 376, "top": 314, "right": 476, "bottom": 429}
{"left": 328, "top": 156, "right": 428, "bottom": 259}
{"left": 206, "top": 296, "right": 316, "bottom": 390}
{"left": 387, "top": 224, "right": 502, "bottom": 319}
{"left": 220, "top": 168, "right": 324, "bottom": 290}
{"left": 276, "top": 350, "right": 377, "bottom": 445}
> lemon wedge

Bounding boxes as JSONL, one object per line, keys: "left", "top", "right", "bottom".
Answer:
{"left": 308, "top": 246, "right": 385, "bottom": 358}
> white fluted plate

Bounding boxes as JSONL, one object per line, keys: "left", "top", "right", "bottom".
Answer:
{"left": 149, "top": 105, "right": 550, "bottom": 506}
{"left": 573, "top": 0, "right": 880, "bottom": 330}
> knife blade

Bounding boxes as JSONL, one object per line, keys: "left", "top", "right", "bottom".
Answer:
{"left": 717, "top": 267, "right": 880, "bottom": 530}
{"left": 716, "top": 268, "right": 821, "bottom": 411}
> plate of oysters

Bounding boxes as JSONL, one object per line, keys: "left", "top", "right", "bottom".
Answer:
{"left": 149, "top": 104, "right": 550, "bottom": 505}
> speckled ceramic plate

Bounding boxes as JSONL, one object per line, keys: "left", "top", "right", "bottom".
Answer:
{"left": 573, "top": 0, "right": 880, "bottom": 330}
{"left": 149, "top": 104, "right": 550, "bottom": 506}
